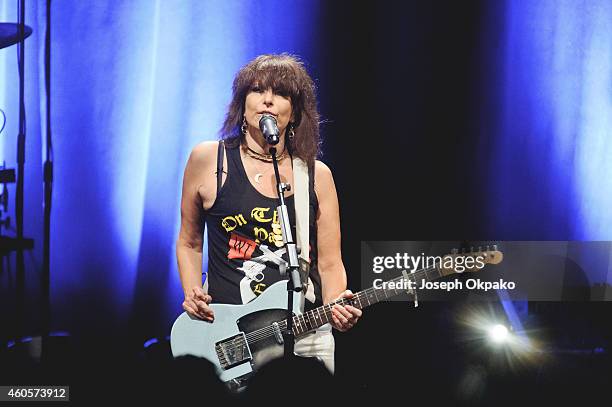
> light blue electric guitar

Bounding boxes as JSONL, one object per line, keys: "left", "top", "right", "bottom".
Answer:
{"left": 170, "top": 248, "right": 503, "bottom": 388}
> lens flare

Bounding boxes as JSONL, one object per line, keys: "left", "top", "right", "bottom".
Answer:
{"left": 488, "top": 324, "right": 509, "bottom": 343}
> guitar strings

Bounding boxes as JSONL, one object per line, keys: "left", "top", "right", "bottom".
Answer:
{"left": 219, "top": 250, "right": 497, "bottom": 357}
{"left": 219, "top": 265, "right": 441, "bottom": 354}
{"left": 242, "top": 265, "right": 439, "bottom": 342}
{"left": 232, "top": 265, "right": 441, "bottom": 347}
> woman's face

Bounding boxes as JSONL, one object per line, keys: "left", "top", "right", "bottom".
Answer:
{"left": 244, "top": 85, "right": 293, "bottom": 138}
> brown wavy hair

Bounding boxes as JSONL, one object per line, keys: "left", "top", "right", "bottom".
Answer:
{"left": 220, "top": 54, "right": 320, "bottom": 167}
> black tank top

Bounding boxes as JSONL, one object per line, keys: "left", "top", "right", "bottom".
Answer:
{"left": 205, "top": 141, "right": 322, "bottom": 309}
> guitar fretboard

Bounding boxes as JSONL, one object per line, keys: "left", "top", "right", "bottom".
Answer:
{"left": 282, "top": 265, "right": 444, "bottom": 336}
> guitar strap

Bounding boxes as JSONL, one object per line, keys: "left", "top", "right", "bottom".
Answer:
{"left": 292, "top": 155, "right": 311, "bottom": 302}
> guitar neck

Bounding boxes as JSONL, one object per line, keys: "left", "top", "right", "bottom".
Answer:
{"left": 291, "top": 265, "right": 443, "bottom": 336}
{"left": 289, "top": 248, "right": 503, "bottom": 336}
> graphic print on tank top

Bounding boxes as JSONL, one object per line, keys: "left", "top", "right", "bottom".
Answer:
{"left": 205, "top": 142, "right": 321, "bottom": 307}
{"left": 222, "top": 206, "right": 301, "bottom": 304}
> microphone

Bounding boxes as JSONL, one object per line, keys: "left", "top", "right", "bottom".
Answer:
{"left": 259, "top": 114, "right": 280, "bottom": 145}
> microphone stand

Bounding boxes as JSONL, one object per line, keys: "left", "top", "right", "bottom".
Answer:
{"left": 268, "top": 145, "right": 303, "bottom": 360}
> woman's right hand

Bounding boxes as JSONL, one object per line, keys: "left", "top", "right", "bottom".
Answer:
{"left": 182, "top": 286, "right": 214, "bottom": 322}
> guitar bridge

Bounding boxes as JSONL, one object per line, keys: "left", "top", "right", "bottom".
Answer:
{"left": 215, "top": 332, "right": 252, "bottom": 370}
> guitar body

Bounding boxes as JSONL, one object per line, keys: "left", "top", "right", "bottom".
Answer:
{"left": 170, "top": 281, "right": 303, "bottom": 383}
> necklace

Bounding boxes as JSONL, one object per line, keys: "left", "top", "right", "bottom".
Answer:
{"left": 242, "top": 144, "right": 287, "bottom": 184}
{"left": 242, "top": 143, "right": 287, "bottom": 163}
{"left": 253, "top": 166, "right": 272, "bottom": 184}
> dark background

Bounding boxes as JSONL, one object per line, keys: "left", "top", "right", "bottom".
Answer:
{"left": 316, "top": 1, "right": 611, "bottom": 403}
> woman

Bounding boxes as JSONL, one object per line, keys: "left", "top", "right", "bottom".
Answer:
{"left": 176, "top": 54, "right": 360, "bottom": 373}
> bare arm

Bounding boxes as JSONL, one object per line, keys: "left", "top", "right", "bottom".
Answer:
{"left": 315, "top": 161, "right": 347, "bottom": 303}
{"left": 176, "top": 141, "right": 217, "bottom": 320}
{"left": 315, "top": 161, "right": 361, "bottom": 331}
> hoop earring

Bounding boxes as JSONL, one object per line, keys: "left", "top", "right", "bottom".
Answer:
{"left": 241, "top": 117, "right": 248, "bottom": 135}
{"left": 288, "top": 123, "right": 295, "bottom": 140}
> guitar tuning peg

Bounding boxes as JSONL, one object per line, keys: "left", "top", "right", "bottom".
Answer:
{"left": 486, "top": 245, "right": 490, "bottom": 251}
{"left": 492, "top": 244, "right": 498, "bottom": 251}
{"left": 478, "top": 246, "right": 482, "bottom": 253}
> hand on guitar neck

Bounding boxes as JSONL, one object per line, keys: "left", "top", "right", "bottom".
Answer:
{"left": 330, "top": 290, "right": 362, "bottom": 332}
{"left": 183, "top": 286, "right": 214, "bottom": 322}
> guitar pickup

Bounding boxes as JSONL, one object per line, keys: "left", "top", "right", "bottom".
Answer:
{"left": 215, "top": 332, "right": 252, "bottom": 370}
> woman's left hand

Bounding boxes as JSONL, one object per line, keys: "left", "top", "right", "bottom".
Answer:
{"left": 330, "top": 290, "right": 362, "bottom": 332}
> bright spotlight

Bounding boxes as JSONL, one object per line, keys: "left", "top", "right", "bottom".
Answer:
{"left": 488, "top": 324, "right": 509, "bottom": 343}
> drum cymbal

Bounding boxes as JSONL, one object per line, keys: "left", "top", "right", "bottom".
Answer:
{"left": 0, "top": 23, "right": 33, "bottom": 50}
